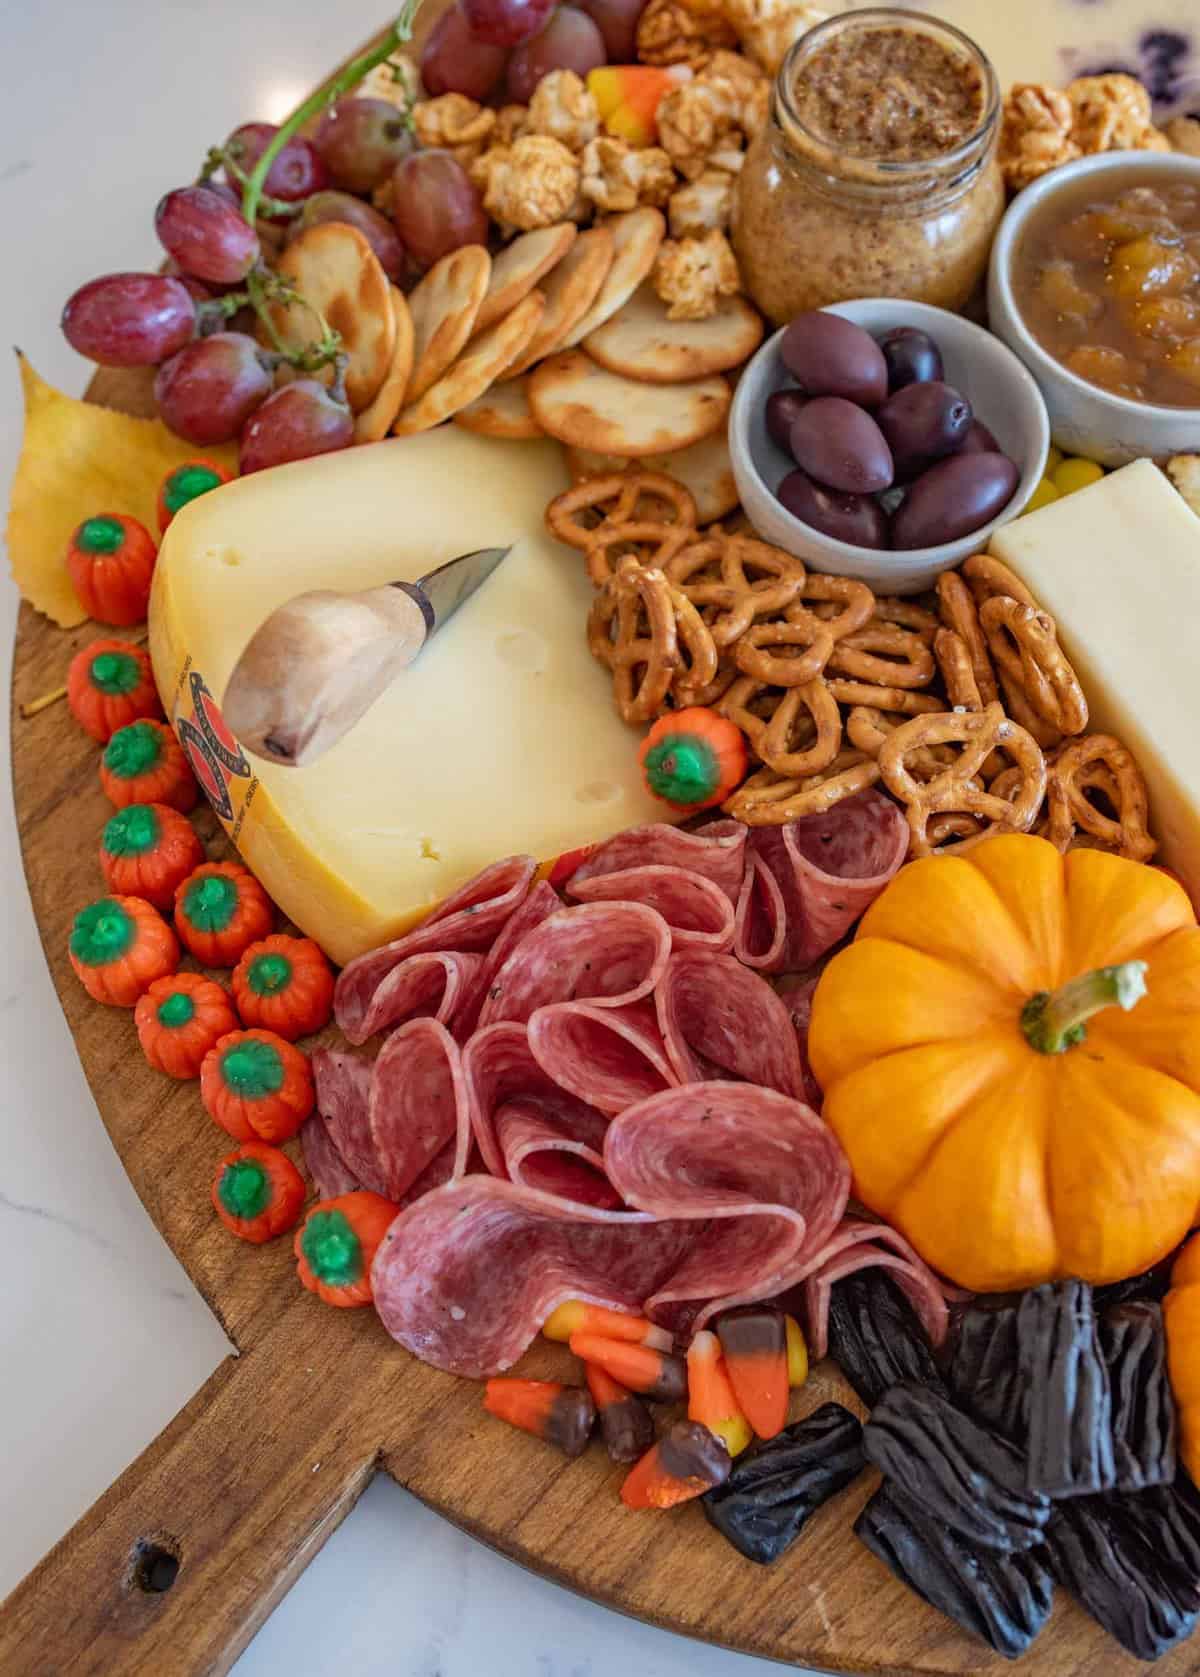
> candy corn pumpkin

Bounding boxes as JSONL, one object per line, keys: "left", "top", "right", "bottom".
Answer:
{"left": 639, "top": 707, "right": 748, "bottom": 812}
{"left": 67, "top": 514, "right": 157, "bottom": 625}
{"left": 67, "top": 639, "right": 160, "bottom": 742}
{"left": 157, "top": 458, "right": 232, "bottom": 533}
{"left": 100, "top": 803, "right": 203, "bottom": 910}
{"left": 231, "top": 934, "right": 334, "bottom": 1040}
{"left": 294, "top": 1191, "right": 397, "bottom": 1307}
{"left": 200, "top": 1028, "right": 314, "bottom": 1143}
{"left": 136, "top": 972, "right": 239, "bottom": 1079}
{"left": 174, "top": 861, "right": 272, "bottom": 966}
{"left": 100, "top": 719, "right": 197, "bottom": 812}
{"left": 211, "top": 1142, "right": 305, "bottom": 1243}
{"left": 68, "top": 894, "right": 179, "bottom": 1007}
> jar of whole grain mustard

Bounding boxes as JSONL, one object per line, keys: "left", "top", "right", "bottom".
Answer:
{"left": 731, "top": 8, "right": 1006, "bottom": 326}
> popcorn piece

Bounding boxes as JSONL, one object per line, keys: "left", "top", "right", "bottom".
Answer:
{"left": 636, "top": 0, "right": 738, "bottom": 68}
{"left": 1068, "top": 74, "right": 1169, "bottom": 156}
{"left": 494, "top": 104, "right": 531, "bottom": 146}
{"left": 477, "top": 135, "right": 582, "bottom": 231}
{"left": 657, "top": 81, "right": 739, "bottom": 180}
{"left": 581, "top": 137, "right": 677, "bottom": 211}
{"left": 696, "top": 48, "right": 770, "bottom": 138}
{"left": 1167, "top": 455, "right": 1200, "bottom": 519}
{"left": 527, "top": 69, "right": 601, "bottom": 152}
{"left": 359, "top": 55, "right": 422, "bottom": 109}
{"left": 668, "top": 168, "right": 736, "bottom": 237}
{"left": 413, "top": 94, "right": 496, "bottom": 168}
{"left": 999, "top": 83, "right": 1081, "bottom": 192}
{"left": 654, "top": 228, "right": 741, "bottom": 319}
{"left": 1167, "top": 116, "right": 1200, "bottom": 157}
{"left": 720, "top": 0, "right": 829, "bottom": 77}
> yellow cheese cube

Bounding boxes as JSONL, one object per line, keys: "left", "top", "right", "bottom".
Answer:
{"left": 989, "top": 459, "right": 1200, "bottom": 900}
{"left": 149, "top": 431, "right": 669, "bottom": 964}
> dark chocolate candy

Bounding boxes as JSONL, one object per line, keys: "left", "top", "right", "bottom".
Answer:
{"left": 1047, "top": 1496, "right": 1200, "bottom": 1661}
{"left": 1100, "top": 1302, "right": 1177, "bottom": 1492}
{"left": 948, "top": 1301, "right": 1025, "bottom": 1443}
{"left": 1018, "top": 1280, "right": 1116, "bottom": 1499}
{"left": 826, "top": 1269, "right": 945, "bottom": 1411}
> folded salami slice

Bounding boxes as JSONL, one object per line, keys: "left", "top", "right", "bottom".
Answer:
{"left": 800, "top": 1218, "right": 955, "bottom": 1360}
{"left": 733, "top": 852, "right": 788, "bottom": 972}
{"left": 775, "top": 970, "right": 823, "bottom": 1107}
{"left": 568, "top": 864, "right": 735, "bottom": 952}
{"left": 476, "top": 902, "right": 672, "bottom": 1028}
{"left": 528, "top": 998, "right": 678, "bottom": 1115}
{"left": 655, "top": 946, "right": 807, "bottom": 1098}
{"left": 312, "top": 1047, "right": 389, "bottom": 1197}
{"left": 369, "top": 1018, "right": 470, "bottom": 1201}
{"left": 342, "top": 951, "right": 486, "bottom": 1047}
{"left": 300, "top": 1114, "right": 362, "bottom": 1199}
{"left": 334, "top": 855, "right": 536, "bottom": 1040}
{"left": 494, "top": 1095, "right": 620, "bottom": 1209}
{"left": 463, "top": 1021, "right": 563, "bottom": 1177}
{"left": 567, "top": 821, "right": 747, "bottom": 906}
{"left": 455, "top": 879, "right": 561, "bottom": 1040}
{"left": 396, "top": 1138, "right": 459, "bottom": 1210}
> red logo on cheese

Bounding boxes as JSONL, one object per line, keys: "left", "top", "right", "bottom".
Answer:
{"left": 190, "top": 671, "right": 250, "bottom": 778}
{"left": 178, "top": 716, "right": 234, "bottom": 822}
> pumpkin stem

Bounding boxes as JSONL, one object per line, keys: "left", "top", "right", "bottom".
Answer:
{"left": 1021, "top": 960, "right": 1148, "bottom": 1055}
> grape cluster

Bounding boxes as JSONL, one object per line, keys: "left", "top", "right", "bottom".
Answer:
{"left": 421, "top": 0, "right": 645, "bottom": 104}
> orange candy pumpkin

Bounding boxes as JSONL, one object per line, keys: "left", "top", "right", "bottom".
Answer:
{"left": 67, "top": 639, "right": 161, "bottom": 743}
{"left": 135, "top": 972, "right": 239, "bottom": 1079}
{"left": 67, "top": 514, "right": 157, "bottom": 626}
{"left": 100, "top": 719, "right": 197, "bottom": 812}
{"left": 639, "top": 707, "right": 748, "bottom": 812}
{"left": 294, "top": 1191, "right": 398, "bottom": 1307}
{"left": 211, "top": 1142, "right": 306, "bottom": 1244}
{"left": 100, "top": 803, "right": 203, "bottom": 910}
{"left": 68, "top": 895, "right": 179, "bottom": 1007}
{"left": 232, "top": 934, "right": 334, "bottom": 1040}
{"left": 174, "top": 860, "right": 273, "bottom": 966}
{"left": 200, "top": 1028, "right": 314, "bottom": 1143}
{"left": 157, "top": 458, "right": 233, "bottom": 533}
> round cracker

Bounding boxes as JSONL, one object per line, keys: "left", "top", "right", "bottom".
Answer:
{"left": 583, "top": 284, "right": 764, "bottom": 384}
{"left": 271, "top": 223, "right": 396, "bottom": 413}
{"left": 406, "top": 245, "right": 491, "bottom": 406}
{"left": 503, "top": 226, "right": 614, "bottom": 379}
{"left": 473, "top": 224, "right": 576, "bottom": 337}
{"left": 565, "top": 430, "right": 738, "bottom": 523}
{"left": 354, "top": 287, "right": 415, "bottom": 444}
{"left": 393, "top": 292, "right": 546, "bottom": 437}
{"left": 527, "top": 349, "right": 729, "bottom": 456}
{"left": 453, "top": 376, "right": 544, "bottom": 440}
{"left": 560, "top": 209, "right": 665, "bottom": 348}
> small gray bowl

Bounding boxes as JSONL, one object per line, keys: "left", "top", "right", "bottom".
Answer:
{"left": 988, "top": 150, "right": 1200, "bottom": 466}
{"left": 729, "top": 298, "right": 1050, "bottom": 595}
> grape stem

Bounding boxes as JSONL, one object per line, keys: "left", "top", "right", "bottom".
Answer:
{"left": 245, "top": 269, "right": 345, "bottom": 374}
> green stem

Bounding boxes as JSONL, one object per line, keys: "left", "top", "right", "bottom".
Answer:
{"left": 1021, "top": 961, "right": 1148, "bottom": 1055}
{"left": 244, "top": 269, "right": 344, "bottom": 374}
{"left": 240, "top": 0, "right": 420, "bottom": 227}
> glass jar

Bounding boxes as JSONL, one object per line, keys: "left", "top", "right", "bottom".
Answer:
{"left": 731, "top": 8, "right": 1006, "bottom": 326}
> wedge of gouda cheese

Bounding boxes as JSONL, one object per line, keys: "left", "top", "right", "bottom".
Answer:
{"left": 990, "top": 459, "right": 1200, "bottom": 900}
{"left": 149, "top": 431, "right": 668, "bottom": 964}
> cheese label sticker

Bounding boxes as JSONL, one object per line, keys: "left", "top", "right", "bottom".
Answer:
{"left": 169, "top": 659, "right": 261, "bottom": 840}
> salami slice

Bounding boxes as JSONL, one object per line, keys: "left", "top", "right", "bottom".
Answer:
{"left": 342, "top": 951, "right": 486, "bottom": 1047}
{"left": 396, "top": 1138, "right": 459, "bottom": 1210}
{"left": 566, "top": 821, "right": 747, "bottom": 905}
{"left": 462, "top": 1021, "right": 562, "bottom": 1177}
{"left": 300, "top": 1114, "right": 362, "bottom": 1199}
{"left": 528, "top": 998, "right": 677, "bottom": 1115}
{"left": 334, "top": 855, "right": 536, "bottom": 1040}
{"left": 568, "top": 865, "right": 735, "bottom": 952}
{"left": 494, "top": 1095, "right": 620, "bottom": 1209}
{"left": 369, "top": 1018, "right": 470, "bottom": 1201}
{"left": 732, "top": 852, "right": 788, "bottom": 973}
{"left": 312, "top": 1047, "right": 390, "bottom": 1197}
{"left": 456, "top": 880, "right": 561, "bottom": 1040}
{"left": 775, "top": 970, "right": 824, "bottom": 1107}
{"left": 654, "top": 946, "right": 806, "bottom": 1098}
{"left": 799, "top": 1218, "right": 956, "bottom": 1360}
{"left": 476, "top": 902, "right": 672, "bottom": 1028}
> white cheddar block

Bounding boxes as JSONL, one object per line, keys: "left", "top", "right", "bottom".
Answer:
{"left": 990, "top": 459, "right": 1200, "bottom": 900}
{"left": 149, "top": 431, "right": 668, "bottom": 965}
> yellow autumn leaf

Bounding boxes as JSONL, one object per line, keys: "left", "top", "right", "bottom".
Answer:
{"left": 6, "top": 353, "right": 238, "bottom": 628}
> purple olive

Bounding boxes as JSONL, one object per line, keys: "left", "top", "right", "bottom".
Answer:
{"left": 765, "top": 388, "right": 807, "bottom": 452}
{"left": 780, "top": 311, "right": 888, "bottom": 406}
{"left": 959, "top": 418, "right": 1001, "bottom": 455}
{"left": 789, "top": 396, "right": 894, "bottom": 494}
{"left": 777, "top": 469, "right": 889, "bottom": 549}
{"left": 878, "top": 326, "right": 944, "bottom": 392}
{"left": 875, "top": 381, "right": 973, "bottom": 480}
{"left": 890, "top": 452, "right": 1019, "bottom": 550}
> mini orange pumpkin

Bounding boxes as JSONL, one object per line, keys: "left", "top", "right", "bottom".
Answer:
{"left": 66, "top": 514, "right": 157, "bottom": 626}
{"left": 810, "top": 834, "right": 1200, "bottom": 1293}
{"left": 174, "top": 860, "right": 273, "bottom": 966}
{"left": 212, "top": 1142, "right": 306, "bottom": 1244}
{"left": 639, "top": 708, "right": 748, "bottom": 812}
{"left": 135, "top": 972, "right": 239, "bottom": 1079}
{"left": 294, "top": 1191, "right": 397, "bottom": 1307}
{"left": 67, "top": 639, "right": 161, "bottom": 742}
{"left": 100, "top": 803, "right": 203, "bottom": 910}
{"left": 68, "top": 895, "right": 179, "bottom": 1007}
{"left": 100, "top": 719, "right": 197, "bottom": 812}
{"left": 232, "top": 934, "right": 334, "bottom": 1040}
{"left": 1165, "top": 1234, "right": 1200, "bottom": 1487}
{"left": 200, "top": 1028, "right": 314, "bottom": 1143}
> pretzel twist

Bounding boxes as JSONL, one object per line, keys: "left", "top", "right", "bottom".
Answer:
{"left": 826, "top": 679, "right": 944, "bottom": 716}
{"left": 547, "top": 471, "right": 697, "bottom": 550}
{"left": 873, "top": 596, "right": 941, "bottom": 640}
{"left": 667, "top": 536, "right": 806, "bottom": 647}
{"left": 584, "top": 520, "right": 694, "bottom": 587}
{"left": 723, "top": 752, "right": 880, "bottom": 825}
{"left": 793, "top": 574, "right": 876, "bottom": 641}
{"left": 934, "top": 627, "right": 983, "bottom": 710}
{"left": 587, "top": 559, "right": 680, "bottom": 723}
{"left": 962, "top": 552, "right": 1037, "bottom": 610}
{"left": 1045, "top": 734, "right": 1156, "bottom": 861}
{"left": 936, "top": 569, "right": 999, "bottom": 707}
{"left": 979, "top": 596, "right": 1088, "bottom": 736}
{"left": 734, "top": 612, "right": 835, "bottom": 687}
{"left": 829, "top": 623, "right": 937, "bottom": 690}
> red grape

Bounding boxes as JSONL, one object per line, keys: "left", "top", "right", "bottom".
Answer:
{"left": 290, "top": 191, "right": 406, "bottom": 280}
{"left": 506, "top": 6, "right": 606, "bottom": 102}
{"left": 155, "top": 186, "right": 260, "bottom": 285}
{"left": 62, "top": 273, "right": 196, "bottom": 367}
{"left": 421, "top": 4, "right": 508, "bottom": 99}
{"left": 163, "top": 262, "right": 214, "bottom": 303}
{"left": 578, "top": 0, "right": 646, "bottom": 61}
{"left": 239, "top": 381, "right": 354, "bottom": 474}
{"left": 313, "top": 97, "right": 415, "bottom": 195}
{"left": 391, "top": 151, "right": 488, "bottom": 269}
{"left": 155, "top": 332, "right": 274, "bottom": 444}
{"left": 223, "top": 122, "right": 329, "bottom": 211}
{"left": 463, "top": 0, "right": 555, "bottom": 48}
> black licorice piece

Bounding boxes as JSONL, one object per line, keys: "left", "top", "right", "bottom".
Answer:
{"left": 863, "top": 1382, "right": 1051, "bottom": 1553}
{"left": 855, "top": 1483, "right": 1054, "bottom": 1661}
{"left": 1093, "top": 1257, "right": 1174, "bottom": 1313}
{"left": 1018, "top": 1280, "right": 1116, "bottom": 1498}
{"left": 703, "top": 1402, "right": 865, "bottom": 1564}
{"left": 1120, "top": 1475, "right": 1200, "bottom": 1580}
{"left": 1046, "top": 1497, "right": 1200, "bottom": 1661}
{"left": 825, "top": 1269, "right": 945, "bottom": 1410}
{"left": 948, "top": 1301, "right": 1025, "bottom": 1443}
{"left": 1100, "top": 1302, "right": 1177, "bottom": 1491}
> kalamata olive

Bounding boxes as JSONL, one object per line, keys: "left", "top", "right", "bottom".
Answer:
{"left": 780, "top": 311, "right": 888, "bottom": 406}
{"left": 959, "top": 418, "right": 1001, "bottom": 455}
{"left": 765, "top": 387, "right": 808, "bottom": 452}
{"left": 878, "top": 326, "right": 944, "bottom": 392}
{"left": 875, "top": 381, "right": 973, "bottom": 480}
{"left": 789, "top": 396, "right": 893, "bottom": 494}
{"left": 778, "top": 469, "right": 889, "bottom": 549}
{"left": 890, "top": 452, "right": 1019, "bottom": 550}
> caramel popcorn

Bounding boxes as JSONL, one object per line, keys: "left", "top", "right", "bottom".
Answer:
{"left": 720, "top": 0, "right": 828, "bottom": 77}
{"left": 668, "top": 168, "right": 736, "bottom": 237}
{"left": 653, "top": 227, "right": 741, "bottom": 319}
{"left": 1167, "top": 116, "right": 1200, "bottom": 157}
{"left": 696, "top": 48, "right": 770, "bottom": 138}
{"left": 1167, "top": 455, "right": 1200, "bottom": 519}
{"left": 413, "top": 94, "right": 496, "bottom": 168}
{"left": 999, "top": 83, "right": 1081, "bottom": 192}
{"left": 526, "top": 69, "right": 600, "bottom": 152}
{"left": 1067, "top": 74, "right": 1169, "bottom": 156}
{"left": 475, "top": 135, "right": 582, "bottom": 231}
{"left": 657, "top": 81, "right": 739, "bottom": 180}
{"left": 637, "top": 0, "right": 737, "bottom": 68}
{"left": 359, "top": 55, "right": 422, "bottom": 109}
{"left": 580, "top": 137, "right": 676, "bottom": 212}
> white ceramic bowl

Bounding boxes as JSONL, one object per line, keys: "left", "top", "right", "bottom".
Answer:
{"left": 729, "top": 299, "right": 1050, "bottom": 595}
{"left": 988, "top": 151, "right": 1200, "bottom": 466}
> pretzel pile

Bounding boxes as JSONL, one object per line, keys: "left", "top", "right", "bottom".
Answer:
{"left": 546, "top": 470, "right": 1158, "bottom": 861}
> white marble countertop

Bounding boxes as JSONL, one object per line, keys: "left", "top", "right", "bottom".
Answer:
{"left": 0, "top": 4, "right": 798, "bottom": 1670}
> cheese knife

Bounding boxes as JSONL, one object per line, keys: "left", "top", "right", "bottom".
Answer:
{"left": 221, "top": 545, "right": 512, "bottom": 768}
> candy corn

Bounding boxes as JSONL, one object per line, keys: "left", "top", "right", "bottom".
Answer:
{"left": 483, "top": 1378, "right": 596, "bottom": 1458}
{"left": 785, "top": 1313, "right": 809, "bottom": 1388}
{"left": 716, "top": 1307, "right": 790, "bottom": 1439}
{"left": 587, "top": 64, "right": 692, "bottom": 147}
{"left": 586, "top": 1362, "right": 655, "bottom": 1464}
{"left": 569, "top": 1332, "right": 688, "bottom": 1402}
{"left": 544, "top": 1299, "right": 673, "bottom": 1352}
{"left": 687, "top": 1331, "right": 753, "bottom": 1457}
{"left": 621, "top": 1421, "right": 731, "bottom": 1510}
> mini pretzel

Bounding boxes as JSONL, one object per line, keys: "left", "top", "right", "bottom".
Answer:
{"left": 828, "top": 624, "right": 937, "bottom": 690}
{"left": 584, "top": 520, "right": 694, "bottom": 587}
{"left": 734, "top": 612, "right": 835, "bottom": 687}
{"left": 679, "top": 663, "right": 739, "bottom": 709}
{"left": 547, "top": 471, "right": 697, "bottom": 550}
{"left": 1045, "top": 734, "right": 1156, "bottom": 861}
{"left": 979, "top": 596, "right": 1088, "bottom": 737}
{"left": 587, "top": 559, "right": 680, "bottom": 723}
{"left": 717, "top": 674, "right": 776, "bottom": 759}
{"left": 826, "top": 679, "right": 944, "bottom": 716}
{"left": 936, "top": 570, "right": 999, "bottom": 707}
{"left": 723, "top": 752, "right": 880, "bottom": 825}
{"left": 666, "top": 535, "right": 806, "bottom": 648}
{"left": 934, "top": 628, "right": 983, "bottom": 710}
{"left": 846, "top": 705, "right": 957, "bottom": 780}
{"left": 759, "top": 680, "right": 843, "bottom": 777}
{"left": 669, "top": 586, "right": 721, "bottom": 706}
{"left": 878, "top": 702, "right": 1048, "bottom": 857}
{"left": 961, "top": 552, "right": 1037, "bottom": 610}
{"left": 792, "top": 574, "right": 876, "bottom": 641}
{"left": 927, "top": 812, "right": 989, "bottom": 847}
{"left": 873, "top": 596, "right": 941, "bottom": 640}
